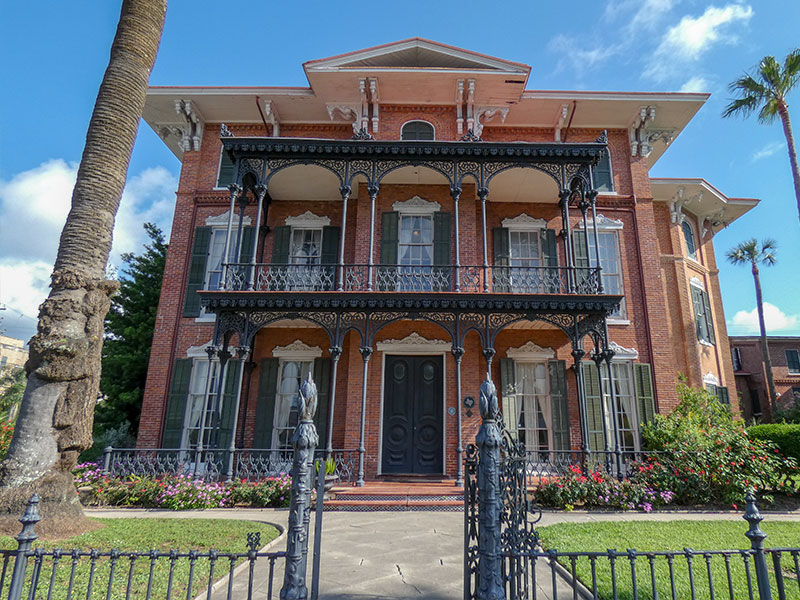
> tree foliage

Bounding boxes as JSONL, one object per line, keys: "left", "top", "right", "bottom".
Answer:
{"left": 97, "top": 223, "right": 166, "bottom": 437}
{"left": 0, "top": 367, "right": 25, "bottom": 421}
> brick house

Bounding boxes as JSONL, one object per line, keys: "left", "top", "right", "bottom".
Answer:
{"left": 730, "top": 336, "right": 800, "bottom": 421}
{"left": 138, "top": 39, "right": 755, "bottom": 485}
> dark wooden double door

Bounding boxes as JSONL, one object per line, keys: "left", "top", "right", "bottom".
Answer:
{"left": 381, "top": 355, "right": 444, "bottom": 475}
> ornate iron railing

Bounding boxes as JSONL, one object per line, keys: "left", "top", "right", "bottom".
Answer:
{"left": 103, "top": 447, "right": 358, "bottom": 485}
{"left": 222, "top": 263, "right": 603, "bottom": 295}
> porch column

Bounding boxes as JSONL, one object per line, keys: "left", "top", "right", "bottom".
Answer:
{"left": 571, "top": 348, "right": 590, "bottom": 468}
{"left": 366, "top": 184, "right": 379, "bottom": 292}
{"left": 603, "top": 345, "right": 623, "bottom": 479}
{"left": 225, "top": 346, "right": 250, "bottom": 481}
{"left": 232, "top": 189, "right": 249, "bottom": 267}
{"left": 221, "top": 184, "right": 240, "bottom": 289}
{"left": 482, "top": 347, "right": 495, "bottom": 373}
{"left": 326, "top": 346, "right": 343, "bottom": 455}
{"left": 559, "top": 189, "right": 575, "bottom": 293}
{"left": 450, "top": 186, "right": 462, "bottom": 292}
{"left": 356, "top": 346, "right": 373, "bottom": 487}
{"left": 452, "top": 346, "right": 465, "bottom": 486}
{"left": 194, "top": 344, "right": 219, "bottom": 472}
{"left": 336, "top": 185, "right": 351, "bottom": 291}
{"left": 478, "top": 186, "right": 490, "bottom": 292}
{"left": 247, "top": 184, "right": 267, "bottom": 290}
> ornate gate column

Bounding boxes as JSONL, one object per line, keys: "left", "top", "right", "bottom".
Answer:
{"left": 476, "top": 373, "right": 505, "bottom": 600}
{"left": 280, "top": 373, "right": 319, "bottom": 600}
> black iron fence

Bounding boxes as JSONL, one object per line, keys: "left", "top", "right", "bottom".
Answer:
{"left": 101, "top": 448, "right": 357, "bottom": 485}
{"left": 222, "top": 263, "right": 604, "bottom": 295}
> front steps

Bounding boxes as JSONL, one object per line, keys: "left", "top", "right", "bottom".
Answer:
{"left": 324, "top": 479, "right": 464, "bottom": 511}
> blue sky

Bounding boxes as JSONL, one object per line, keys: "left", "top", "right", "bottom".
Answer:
{"left": 1, "top": 0, "right": 799, "bottom": 342}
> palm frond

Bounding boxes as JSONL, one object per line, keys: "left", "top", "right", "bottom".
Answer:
{"left": 784, "top": 48, "right": 800, "bottom": 80}
{"left": 759, "top": 56, "right": 783, "bottom": 91}
{"left": 722, "top": 95, "right": 761, "bottom": 119}
{"left": 726, "top": 239, "right": 760, "bottom": 265}
{"left": 758, "top": 98, "right": 781, "bottom": 124}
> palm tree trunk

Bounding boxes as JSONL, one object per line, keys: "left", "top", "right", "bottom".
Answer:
{"left": 0, "top": 0, "right": 167, "bottom": 526}
{"left": 753, "top": 263, "right": 778, "bottom": 419}
{"left": 777, "top": 102, "right": 800, "bottom": 225}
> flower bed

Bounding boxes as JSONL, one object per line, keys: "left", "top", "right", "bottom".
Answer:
{"left": 73, "top": 463, "right": 292, "bottom": 510}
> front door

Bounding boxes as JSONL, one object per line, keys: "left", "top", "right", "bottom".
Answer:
{"left": 381, "top": 355, "right": 443, "bottom": 474}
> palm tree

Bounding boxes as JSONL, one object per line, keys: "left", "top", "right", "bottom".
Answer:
{"left": 727, "top": 239, "right": 778, "bottom": 419}
{"left": 0, "top": 0, "right": 167, "bottom": 523}
{"left": 722, "top": 50, "right": 800, "bottom": 224}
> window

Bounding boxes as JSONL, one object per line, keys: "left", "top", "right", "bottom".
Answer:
{"left": 397, "top": 214, "right": 434, "bottom": 290}
{"left": 786, "top": 349, "right": 800, "bottom": 374}
{"left": 587, "top": 231, "right": 625, "bottom": 317}
{"left": 601, "top": 362, "right": 638, "bottom": 453}
{"left": 0, "top": 356, "right": 6, "bottom": 369}
{"left": 287, "top": 228, "right": 323, "bottom": 290}
{"left": 216, "top": 150, "right": 235, "bottom": 188}
{"left": 731, "top": 347, "right": 743, "bottom": 372}
{"left": 401, "top": 121, "right": 434, "bottom": 141}
{"left": 182, "top": 360, "right": 221, "bottom": 450}
{"left": 593, "top": 151, "right": 614, "bottom": 192}
{"left": 750, "top": 389, "right": 762, "bottom": 416}
{"left": 509, "top": 230, "right": 542, "bottom": 292}
{"left": 682, "top": 220, "right": 698, "bottom": 260}
{"left": 704, "top": 383, "right": 730, "bottom": 405}
{"left": 273, "top": 360, "right": 313, "bottom": 449}
{"left": 204, "top": 229, "right": 228, "bottom": 291}
{"left": 512, "top": 362, "right": 552, "bottom": 455}
{"left": 690, "top": 283, "right": 716, "bottom": 344}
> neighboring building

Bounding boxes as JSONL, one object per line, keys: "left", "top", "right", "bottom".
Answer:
{"left": 138, "top": 39, "right": 756, "bottom": 484}
{"left": 730, "top": 336, "right": 800, "bottom": 421}
{"left": 0, "top": 335, "right": 27, "bottom": 371}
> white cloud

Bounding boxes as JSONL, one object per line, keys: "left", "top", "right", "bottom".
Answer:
{"left": 548, "top": 35, "right": 622, "bottom": 73}
{"left": 729, "top": 302, "right": 800, "bottom": 334}
{"left": 679, "top": 76, "right": 709, "bottom": 92}
{"left": 751, "top": 141, "right": 785, "bottom": 162}
{"left": 645, "top": 4, "right": 753, "bottom": 81}
{"left": 0, "top": 160, "right": 177, "bottom": 336}
{"left": 603, "top": 0, "right": 676, "bottom": 29}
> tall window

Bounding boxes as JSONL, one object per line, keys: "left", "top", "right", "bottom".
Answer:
{"left": 273, "top": 360, "right": 313, "bottom": 449}
{"left": 401, "top": 121, "right": 434, "bottom": 141}
{"left": 731, "top": 347, "right": 743, "bottom": 372}
{"left": 182, "top": 360, "right": 220, "bottom": 450}
{"left": 513, "top": 362, "right": 552, "bottom": 455}
{"left": 593, "top": 152, "right": 614, "bottom": 192}
{"left": 601, "top": 362, "right": 638, "bottom": 453}
{"left": 690, "top": 283, "right": 716, "bottom": 344}
{"left": 216, "top": 150, "right": 235, "bottom": 188}
{"left": 587, "top": 231, "right": 625, "bottom": 317}
{"left": 509, "top": 230, "right": 542, "bottom": 292}
{"left": 682, "top": 220, "right": 698, "bottom": 260}
{"left": 204, "top": 229, "right": 228, "bottom": 291}
{"left": 288, "top": 228, "right": 323, "bottom": 289}
{"left": 787, "top": 349, "right": 800, "bottom": 374}
{"left": 398, "top": 214, "right": 434, "bottom": 290}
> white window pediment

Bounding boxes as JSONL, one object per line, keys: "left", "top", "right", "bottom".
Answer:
{"left": 576, "top": 214, "right": 623, "bottom": 230}
{"left": 273, "top": 340, "right": 323, "bottom": 360}
{"left": 502, "top": 214, "right": 548, "bottom": 231}
{"left": 392, "top": 196, "right": 441, "bottom": 214}
{"left": 285, "top": 211, "right": 331, "bottom": 228}
{"left": 376, "top": 332, "right": 451, "bottom": 353}
{"left": 506, "top": 341, "right": 555, "bottom": 360}
{"left": 186, "top": 340, "right": 214, "bottom": 358}
{"left": 206, "top": 210, "right": 252, "bottom": 227}
{"left": 689, "top": 276, "right": 705, "bottom": 291}
{"left": 608, "top": 341, "right": 638, "bottom": 360}
{"left": 703, "top": 372, "right": 720, "bottom": 386}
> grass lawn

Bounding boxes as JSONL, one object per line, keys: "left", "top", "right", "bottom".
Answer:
{"left": 537, "top": 520, "right": 800, "bottom": 600}
{"left": 0, "top": 519, "right": 281, "bottom": 600}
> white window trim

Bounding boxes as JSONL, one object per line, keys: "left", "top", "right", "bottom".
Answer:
{"left": 272, "top": 340, "right": 323, "bottom": 360}
{"left": 272, "top": 358, "right": 315, "bottom": 449}
{"left": 502, "top": 214, "right": 548, "bottom": 231}
{"left": 285, "top": 211, "right": 331, "bottom": 229}
{"left": 682, "top": 219, "right": 700, "bottom": 263}
{"left": 576, "top": 214, "right": 624, "bottom": 231}
{"left": 506, "top": 341, "right": 555, "bottom": 361}
{"left": 376, "top": 332, "right": 451, "bottom": 353}
{"left": 575, "top": 222, "right": 626, "bottom": 318}
{"left": 703, "top": 372, "right": 720, "bottom": 387}
{"left": 400, "top": 119, "right": 436, "bottom": 141}
{"left": 205, "top": 210, "right": 251, "bottom": 228}
{"left": 392, "top": 195, "right": 441, "bottom": 214}
{"left": 604, "top": 360, "right": 641, "bottom": 453}
{"left": 689, "top": 276, "right": 705, "bottom": 291}
{"left": 608, "top": 341, "right": 638, "bottom": 360}
{"left": 510, "top": 359, "right": 554, "bottom": 455}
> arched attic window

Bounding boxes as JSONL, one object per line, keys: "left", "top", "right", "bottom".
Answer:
{"left": 682, "top": 219, "right": 698, "bottom": 260}
{"left": 401, "top": 121, "right": 434, "bottom": 141}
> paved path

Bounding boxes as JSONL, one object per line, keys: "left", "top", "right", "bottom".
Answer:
{"left": 86, "top": 507, "right": 800, "bottom": 599}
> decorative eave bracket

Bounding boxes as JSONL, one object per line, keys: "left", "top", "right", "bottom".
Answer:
{"left": 629, "top": 106, "right": 675, "bottom": 158}
{"left": 474, "top": 106, "right": 509, "bottom": 138}
{"left": 263, "top": 100, "right": 281, "bottom": 137}
{"left": 554, "top": 105, "right": 569, "bottom": 142}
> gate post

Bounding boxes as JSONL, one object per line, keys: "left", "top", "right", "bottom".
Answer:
{"left": 744, "top": 491, "right": 773, "bottom": 600}
{"left": 8, "top": 495, "right": 41, "bottom": 600}
{"left": 476, "top": 373, "right": 505, "bottom": 600}
{"left": 281, "top": 373, "right": 319, "bottom": 600}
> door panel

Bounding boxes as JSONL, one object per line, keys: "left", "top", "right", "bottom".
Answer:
{"left": 382, "top": 355, "right": 443, "bottom": 474}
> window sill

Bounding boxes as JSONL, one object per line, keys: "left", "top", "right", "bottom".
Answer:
{"left": 699, "top": 340, "right": 715, "bottom": 347}
{"left": 597, "top": 191, "right": 618, "bottom": 196}
{"left": 195, "top": 314, "right": 216, "bottom": 323}
{"left": 607, "top": 318, "right": 630, "bottom": 326}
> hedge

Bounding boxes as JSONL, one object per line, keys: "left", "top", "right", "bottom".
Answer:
{"left": 747, "top": 424, "right": 800, "bottom": 463}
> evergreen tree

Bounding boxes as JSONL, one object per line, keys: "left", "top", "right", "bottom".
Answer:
{"left": 97, "top": 223, "right": 167, "bottom": 436}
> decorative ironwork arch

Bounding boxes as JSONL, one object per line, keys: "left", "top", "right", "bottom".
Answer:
{"left": 483, "top": 162, "right": 563, "bottom": 189}
{"left": 375, "top": 160, "right": 454, "bottom": 187}
{"left": 262, "top": 159, "right": 345, "bottom": 188}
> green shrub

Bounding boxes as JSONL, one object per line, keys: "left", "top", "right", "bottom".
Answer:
{"left": 747, "top": 424, "right": 800, "bottom": 463}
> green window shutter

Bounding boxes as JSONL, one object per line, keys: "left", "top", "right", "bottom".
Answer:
{"left": 217, "top": 151, "right": 235, "bottom": 188}
{"left": 542, "top": 229, "right": 559, "bottom": 267}
{"left": 690, "top": 286, "right": 707, "bottom": 342}
{"left": 593, "top": 152, "right": 613, "bottom": 192}
{"left": 493, "top": 227, "right": 510, "bottom": 293}
{"left": 633, "top": 363, "right": 655, "bottom": 426}
{"left": 238, "top": 226, "right": 255, "bottom": 263}
{"left": 313, "top": 358, "right": 331, "bottom": 446}
{"left": 702, "top": 290, "right": 716, "bottom": 344}
{"left": 499, "top": 358, "right": 517, "bottom": 437}
{"left": 379, "top": 212, "right": 399, "bottom": 291}
{"left": 548, "top": 360, "right": 570, "bottom": 451}
{"left": 162, "top": 359, "right": 193, "bottom": 448}
{"left": 271, "top": 226, "right": 291, "bottom": 264}
{"left": 433, "top": 212, "right": 451, "bottom": 291}
{"left": 572, "top": 230, "right": 589, "bottom": 268}
{"left": 215, "top": 359, "right": 240, "bottom": 451}
{"left": 717, "top": 386, "right": 730, "bottom": 406}
{"left": 183, "top": 227, "right": 212, "bottom": 317}
{"left": 254, "top": 358, "right": 280, "bottom": 448}
{"left": 582, "top": 362, "right": 604, "bottom": 452}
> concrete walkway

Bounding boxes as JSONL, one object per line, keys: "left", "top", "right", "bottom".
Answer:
{"left": 86, "top": 507, "right": 800, "bottom": 599}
